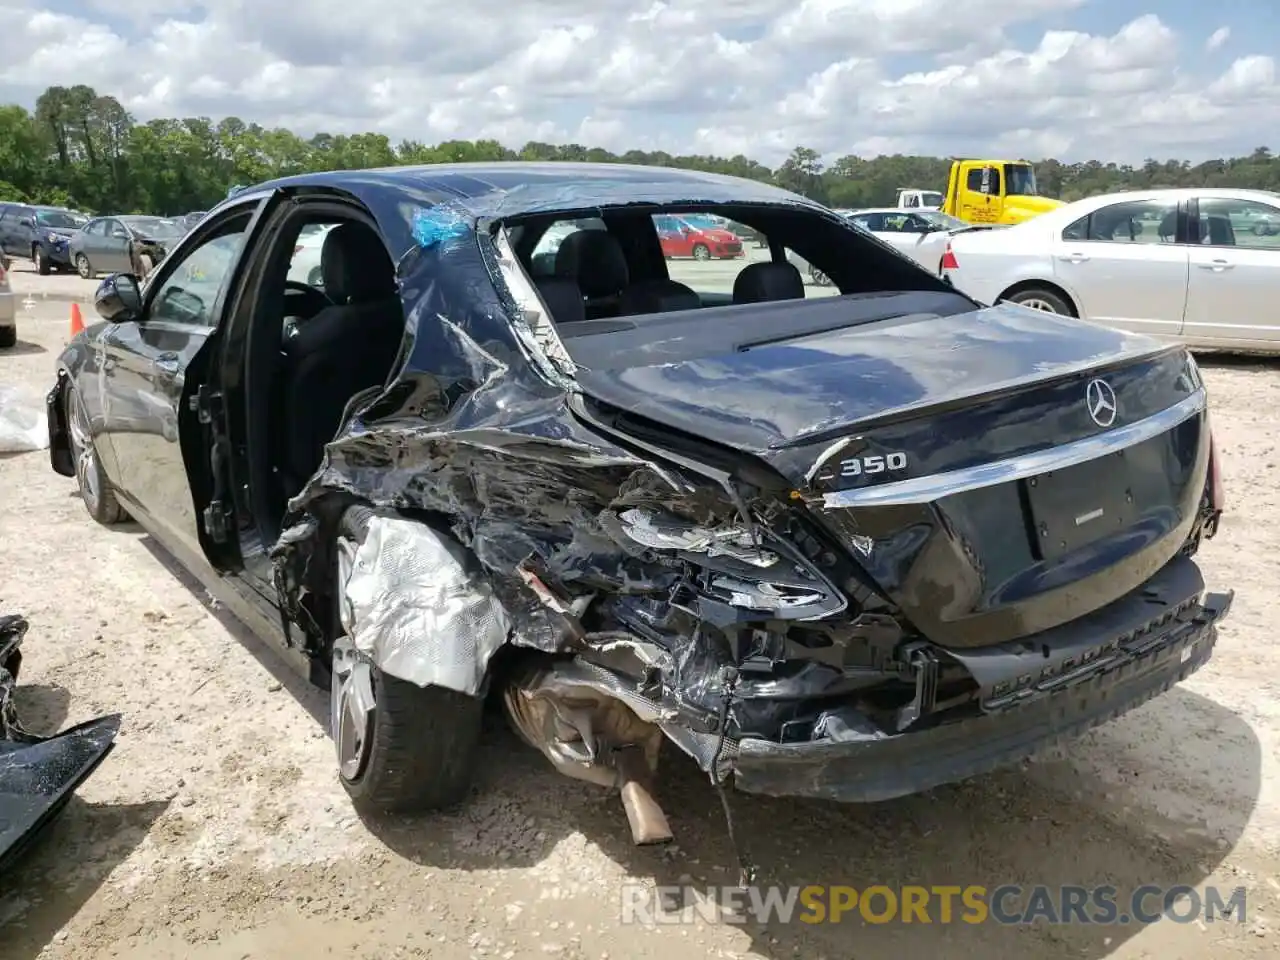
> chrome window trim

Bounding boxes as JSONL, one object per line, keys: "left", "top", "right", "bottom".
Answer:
{"left": 820, "top": 388, "right": 1207, "bottom": 509}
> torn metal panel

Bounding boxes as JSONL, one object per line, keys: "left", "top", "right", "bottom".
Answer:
{"left": 341, "top": 514, "right": 510, "bottom": 695}
{"left": 0, "top": 614, "right": 122, "bottom": 875}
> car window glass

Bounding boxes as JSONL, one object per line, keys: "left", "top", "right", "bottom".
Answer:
{"left": 1061, "top": 215, "right": 1089, "bottom": 242}
{"left": 85, "top": 220, "right": 105, "bottom": 237}
{"left": 529, "top": 217, "right": 606, "bottom": 278}
{"left": 882, "top": 214, "right": 909, "bottom": 232}
{"left": 1196, "top": 198, "right": 1280, "bottom": 250}
{"left": 287, "top": 222, "right": 338, "bottom": 288}
{"left": 652, "top": 213, "right": 763, "bottom": 296}
{"left": 148, "top": 218, "right": 250, "bottom": 328}
{"left": 1084, "top": 199, "right": 1177, "bottom": 244}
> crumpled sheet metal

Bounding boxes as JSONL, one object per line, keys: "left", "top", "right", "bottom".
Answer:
{"left": 343, "top": 514, "right": 510, "bottom": 695}
{"left": 265, "top": 179, "right": 774, "bottom": 749}
{"left": 0, "top": 614, "right": 122, "bottom": 875}
{"left": 504, "top": 662, "right": 665, "bottom": 789}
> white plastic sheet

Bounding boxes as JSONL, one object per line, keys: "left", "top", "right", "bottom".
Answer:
{"left": 0, "top": 386, "right": 48, "bottom": 454}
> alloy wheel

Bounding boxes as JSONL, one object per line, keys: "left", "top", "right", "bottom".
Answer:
{"left": 67, "top": 393, "right": 101, "bottom": 511}
{"left": 1016, "top": 297, "right": 1060, "bottom": 313}
{"left": 692, "top": 244, "right": 711, "bottom": 261}
{"left": 331, "top": 537, "right": 376, "bottom": 781}
{"left": 76, "top": 255, "right": 92, "bottom": 280}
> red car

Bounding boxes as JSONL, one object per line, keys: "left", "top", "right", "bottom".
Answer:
{"left": 653, "top": 214, "right": 744, "bottom": 260}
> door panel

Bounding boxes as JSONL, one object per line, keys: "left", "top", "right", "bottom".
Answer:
{"left": 102, "top": 221, "right": 133, "bottom": 273}
{"left": 1052, "top": 197, "right": 1189, "bottom": 338}
{"left": 104, "top": 218, "right": 254, "bottom": 561}
{"left": 1183, "top": 197, "right": 1280, "bottom": 347}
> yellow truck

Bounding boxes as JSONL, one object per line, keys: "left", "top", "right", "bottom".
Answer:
{"left": 900, "top": 159, "right": 1063, "bottom": 225}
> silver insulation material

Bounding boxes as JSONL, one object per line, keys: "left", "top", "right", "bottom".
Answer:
{"left": 344, "top": 515, "right": 510, "bottom": 695}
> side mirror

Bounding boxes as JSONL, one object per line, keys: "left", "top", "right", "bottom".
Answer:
{"left": 95, "top": 274, "right": 143, "bottom": 323}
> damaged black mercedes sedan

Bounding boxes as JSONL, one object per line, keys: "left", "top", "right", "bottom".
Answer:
{"left": 45, "top": 162, "right": 1231, "bottom": 846}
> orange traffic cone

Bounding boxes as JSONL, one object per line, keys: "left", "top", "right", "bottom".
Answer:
{"left": 69, "top": 303, "right": 84, "bottom": 338}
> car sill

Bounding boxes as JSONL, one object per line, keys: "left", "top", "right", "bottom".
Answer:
{"left": 820, "top": 388, "right": 1207, "bottom": 509}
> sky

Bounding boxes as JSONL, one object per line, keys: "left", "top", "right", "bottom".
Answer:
{"left": 0, "top": 0, "right": 1277, "bottom": 167}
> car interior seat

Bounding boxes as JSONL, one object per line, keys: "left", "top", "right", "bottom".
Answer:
{"left": 617, "top": 278, "right": 701, "bottom": 315}
{"left": 534, "top": 276, "right": 587, "bottom": 325}
{"left": 554, "top": 231, "right": 630, "bottom": 318}
{"left": 1204, "top": 215, "right": 1236, "bottom": 246}
{"left": 733, "top": 262, "right": 806, "bottom": 304}
{"left": 278, "top": 222, "right": 404, "bottom": 494}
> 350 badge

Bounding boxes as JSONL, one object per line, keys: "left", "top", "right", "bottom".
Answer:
{"left": 815, "top": 451, "right": 909, "bottom": 483}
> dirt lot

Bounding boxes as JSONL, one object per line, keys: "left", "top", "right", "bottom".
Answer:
{"left": 1, "top": 261, "right": 1278, "bottom": 959}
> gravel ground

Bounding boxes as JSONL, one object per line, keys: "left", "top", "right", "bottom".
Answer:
{"left": 1, "top": 261, "right": 1279, "bottom": 959}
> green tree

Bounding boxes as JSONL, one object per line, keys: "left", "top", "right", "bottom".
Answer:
{"left": 5, "top": 84, "right": 1280, "bottom": 216}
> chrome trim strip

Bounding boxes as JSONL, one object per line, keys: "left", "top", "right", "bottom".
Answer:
{"left": 820, "top": 389, "right": 1207, "bottom": 509}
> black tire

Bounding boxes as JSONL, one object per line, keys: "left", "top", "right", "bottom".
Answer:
{"left": 1004, "top": 287, "right": 1074, "bottom": 316}
{"left": 307, "top": 266, "right": 323, "bottom": 287}
{"left": 33, "top": 246, "right": 50, "bottom": 276}
{"left": 75, "top": 253, "right": 93, "bottom": 280}
{"left": 0, "top": 327, "right": 15, "bottom": 349}
{"left": 64, "top": 384, "right": 129, "bottom": 525}
{"left": 331, "top": 506, "right": 484, "bottom": 814}
{"left": 692, "top": 243, "right": 711, "bottom": 261}
{"left": 809, "top": 265, "right": 831, "bottom": 287}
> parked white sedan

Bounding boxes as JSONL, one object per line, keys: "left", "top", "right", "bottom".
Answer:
{"left": 846, "top": 208, "right": 998, "bottom": 273}
{"left": 288, "top": 223, "right": 336, "bottom": 288}
{"left": 941, "top": 187, "right": 1280, "bottom": 354}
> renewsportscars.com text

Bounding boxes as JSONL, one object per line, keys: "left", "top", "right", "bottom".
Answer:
{"left": 619, "top": 884, "right": 1248, "bottom": 926}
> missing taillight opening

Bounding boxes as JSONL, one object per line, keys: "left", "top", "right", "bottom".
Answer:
{"left": 940, "top": 242, "right": 959, "bottom": 270}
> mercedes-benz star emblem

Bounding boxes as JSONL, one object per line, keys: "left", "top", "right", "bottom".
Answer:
{"left": 1086, "top": 378, "right": 1117, "bottom": 427}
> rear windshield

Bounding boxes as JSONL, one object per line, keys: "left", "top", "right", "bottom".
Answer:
{"left": 505, "top": 201, "right": 970, "bottom": 367}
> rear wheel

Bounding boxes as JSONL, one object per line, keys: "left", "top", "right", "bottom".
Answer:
{"left": 75, "top": 254, "right": 93, "bottom": 280}
{"left": 33, "top": 246, "right": 50, "bottom": 276}
{"left": 0, "top": 327, "right": 15, "bottom": 349}
{"left": 1004, "top": 287, "right": 1073, "bottom": 316}
{"left": 307, "top": 266, "right": 323, "bottom": 287}
{"left": 809, "top": 264, "right": 831, "bottom": 287}
{"left": 692, "top": 243, "right": 711, "bottom": 261}
{"left": 64, "top": 384, "right": 128, "bottom": 525}
{"left": 330, "top": 506, "right": 484, "bottom": 814}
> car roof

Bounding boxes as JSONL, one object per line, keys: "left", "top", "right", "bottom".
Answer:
{"left": 247, "top": 161, "right": 801, "bottom": 205}
{"left": 218, "top": 161, "right": 821, "bottom": 262}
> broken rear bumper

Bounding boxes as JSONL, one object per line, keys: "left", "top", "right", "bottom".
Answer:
{"left": 731, "top": 560, "right": 1232, "bottom": 802}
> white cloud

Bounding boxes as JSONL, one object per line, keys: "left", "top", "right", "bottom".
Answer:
{"left": 1206, "top": 26, "right": 1230, "bottom": 52}
{"left": 0, "top": 0, "right": 1276, "bottom": 165}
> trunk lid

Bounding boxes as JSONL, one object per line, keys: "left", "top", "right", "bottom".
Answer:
{"left": 575, "top": 302, "right": 1209, "bottom": 648}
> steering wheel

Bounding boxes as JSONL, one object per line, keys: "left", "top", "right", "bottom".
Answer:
{"left": 283, "top": 280, "right": 332, "bottom": 316}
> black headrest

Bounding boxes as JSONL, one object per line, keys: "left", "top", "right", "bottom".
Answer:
{"left": 534, "top": 277, "right": 587, "bottom": 325}
{"left": 555, "top": 230, "right": 629, "bottom": 298}
{"left": 320, "top": 222, "right": 397, "bottom": 304}
{"left": 733, "top": 261, "right": 805, "bottom": 304}
{"left": 1206, "top": 215, "right": 1235, "bottom": 246}
{"left": 617, "top": 279, "right": 701, "bottom": 316}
